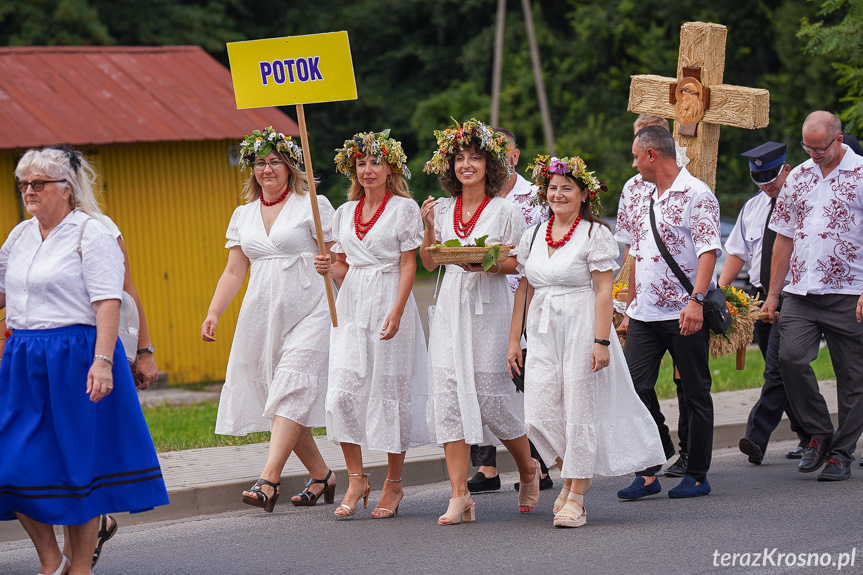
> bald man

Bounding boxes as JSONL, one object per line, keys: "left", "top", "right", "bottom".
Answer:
{"left": 762, "top": 111, "right": 863, "bottom": 481}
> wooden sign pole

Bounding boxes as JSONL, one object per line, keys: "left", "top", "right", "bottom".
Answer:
{"left": 296, "top": 103, "right": 338, "bottom": 327}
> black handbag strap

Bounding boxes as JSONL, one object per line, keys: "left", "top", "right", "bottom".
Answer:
{"left": 649, "top": 197, "right": 695, "bottom": 295}
{"left": 519, "top": 223, "right": 543, "bottom": 339}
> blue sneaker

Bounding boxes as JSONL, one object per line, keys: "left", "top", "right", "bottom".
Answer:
{"left": 617, "top": 476, "right": 661, "bottom": 500}
{"left": 668, "top": 475, "right": 711, "bottom": 498}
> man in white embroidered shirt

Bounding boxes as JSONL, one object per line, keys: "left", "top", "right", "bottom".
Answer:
{"left": 616, "top": 126, "right": 721, "bottom": 500}
{"left": 762, "top": 111, "right": 863, "bottom": 481}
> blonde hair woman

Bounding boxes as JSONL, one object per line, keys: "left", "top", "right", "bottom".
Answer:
{"left": 201, "top": 127, "right": 337, "bottom": 512}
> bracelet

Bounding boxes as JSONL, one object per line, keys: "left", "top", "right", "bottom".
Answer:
{"left": 594, "top": 338, "right": 611, "bottom": 346}
{"left": 94, "top": 354, "right": 114, "bottom": 366}
{"left": 495, "top": 263, "right": 502, "bottom": 274}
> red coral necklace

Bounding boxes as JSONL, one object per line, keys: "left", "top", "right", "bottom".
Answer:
{"left": 355, "top": 193, "right": 392, "bottom": 239}
{"left": 546, "top": 212, "right": 581, "bottom": 248}
{"left": 260, "top": 187, "right": 291, "bottom": 206}
{"left": 453, "top": 195, "right": 491, "bottom": 239}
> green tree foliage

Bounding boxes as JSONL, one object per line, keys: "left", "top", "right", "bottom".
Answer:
{"left": 0, "top": 0, "right": 849, "bottom": 215}
{"left": 799, "top": 0, "right": 863, "bottom": 133}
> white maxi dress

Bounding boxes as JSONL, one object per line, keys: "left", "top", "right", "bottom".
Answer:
{"left": 326, "top": 196, "right": 429, "bottom": 453}
{"left": 215, "top": 193, "right": 335, "bottom": 435}
{"left": 517, "top": 220, "right": 666, "bottom": 478}
{"left": 427, "top": 196, "right": 526, "bottom": 446}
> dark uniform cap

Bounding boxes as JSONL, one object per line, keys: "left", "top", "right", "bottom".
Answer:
{"left": 741, "top": 142, "right": 786, "bottom": 184}
{"left": 843, "top": 134, "right": 863, "bottom": 156}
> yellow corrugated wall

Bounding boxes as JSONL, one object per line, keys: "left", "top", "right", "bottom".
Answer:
{"left": 99, "top": 140, "right": 248, "bottom": 383}
{"left": 0, "top": 153, "right": 23, "bottom": 235}
{"left": 0, "top": 141, "right": 251, "bottom": 384}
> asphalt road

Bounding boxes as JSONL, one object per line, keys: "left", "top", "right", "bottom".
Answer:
{"left": 2, "top": 441, "right": 861, "bottom": 575}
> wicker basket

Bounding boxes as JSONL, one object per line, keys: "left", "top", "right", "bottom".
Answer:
{"left": 425, "top": 244, "right": 514, "bottom": 265}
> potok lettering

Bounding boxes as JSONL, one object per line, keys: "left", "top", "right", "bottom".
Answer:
{"left": 259, "top": 57, "right": 324, "bottom": 86}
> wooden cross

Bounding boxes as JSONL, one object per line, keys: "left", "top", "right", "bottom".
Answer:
{"left": 628, "top": 22, "right": 770, "bottom": 191}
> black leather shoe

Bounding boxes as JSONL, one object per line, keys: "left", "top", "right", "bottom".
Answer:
{"left": 817, "top": 458, "right": 851, "bottom": 481}
{"left": 799, "top": 437, "right": 830, "bottom": 473}
{"left": 663, "top": 453, "right": 688, "bottom": 477}
{"left": 467, "top": 471, "right": 501, "bottom": 493}
{"left": 513, "top": 475, "right": 553, "bottom": 491}
{"left": 785, "top": 446, "right": 805, "bottom": 459}
{"left": 738, "top": 437, "right": 764, "bottom": 465}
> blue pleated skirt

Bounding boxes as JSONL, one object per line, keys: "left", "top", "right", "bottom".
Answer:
{"left": 0, "top": 325, "right": 169, "bottom": 525}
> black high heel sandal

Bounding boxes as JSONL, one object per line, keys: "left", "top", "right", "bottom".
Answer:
{"left": 242, "top": 478, "right": 281, "bottom": 512}
{"left": 292, "top": 469, "right": 336, "bottom": 506}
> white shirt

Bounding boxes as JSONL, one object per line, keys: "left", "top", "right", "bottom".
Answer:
{"left": 724, "top": 191, "right": 791, "bottom": 290}
{"left": 614, "top": 173, "right": 653, "bottom": 245}
{"left": 502, "top": 173, "right": 547, "bottom": 294}
{"left": 770, "top": 144, "right": 863, "bottom": 295}
{"left": 627, "top": 167, "right": 721, "bottom": 322}
{"left": 0, "top": 210, "right": 125, "bottom": 330}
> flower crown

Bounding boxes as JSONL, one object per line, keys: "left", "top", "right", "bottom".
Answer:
{"left": 527, "top": 155, "right": 608, "bottom": 214}
{"left": 239, "top": 126, "right": 302, "bottom": 170}
{"left": 334, "top": 129, "right": 411, "bottom": 179}
{"left": 423, "top": 118, "right": 510, "bottom": 175}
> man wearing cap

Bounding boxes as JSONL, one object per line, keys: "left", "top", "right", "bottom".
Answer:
{"left": 762, "top": 111, "right": 863, "bottom": 481}
{"left": 719, "top": 142, "right": 810, "bottom": 465}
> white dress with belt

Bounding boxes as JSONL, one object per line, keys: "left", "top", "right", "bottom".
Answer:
{"left": 517, "top": 220, "right": 666, "bottom": 478}
{"left": 215, "top": 193, "right": 335, "bottom": 435}
{"left": 427, "top": 196, "right": 526, "bottom": 445}
{"left": 326, "top": 196, "right": 429, "bottom": 453}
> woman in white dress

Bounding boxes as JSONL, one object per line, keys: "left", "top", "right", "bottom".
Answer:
{"left": 420, "top": 119, "right": 541, "bottom": 525}
{"left": 507, "top": 156, "right": 665, "bottom": 528}
{"left": 201, "top": 127, "right": 337, "bottom": 512}
{"left": 313, "top": 130, "right": 428, "bottom": 519}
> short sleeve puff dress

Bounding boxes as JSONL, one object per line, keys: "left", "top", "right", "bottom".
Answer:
{"left": 215, "top": 193, "right": 335, "bottom": 435}
{"left": 326, "top": 196, "right": 429, "bottom": 453}
{"left": 427, "top": 196, "right": 526, "bottom": 446}
{"left": 516, "top": 220, "right": 666, "bottom": 478}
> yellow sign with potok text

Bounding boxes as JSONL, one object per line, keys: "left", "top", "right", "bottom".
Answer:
{"left": 226, "top": 31, "right": 356, "bottom": 109}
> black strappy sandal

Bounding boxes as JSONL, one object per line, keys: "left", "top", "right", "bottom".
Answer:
{"left": 92, "top": 514, "right": 118, "bottom": 568}
{"left": 242, "top": 478, "right": 281, "bottom": 512}
{"left": 291, "top": 469, "right": 336, "bottom": 506}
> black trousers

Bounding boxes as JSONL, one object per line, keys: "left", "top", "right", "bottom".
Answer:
{"left": 778, "top": 294, "right": 863, "bottom": 464}
{"left": 744, "top": 314, "right": 810, "bottom": 452}
{"left": 625, "top": 318, "right": 714, "bottom": 482}
{"left": 470, "top": 442, "right": 549, "bottom": 475}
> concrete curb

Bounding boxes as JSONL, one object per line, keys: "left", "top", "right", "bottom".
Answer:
{"left": 0, "top": 382, "right": 840, "bottom": 543}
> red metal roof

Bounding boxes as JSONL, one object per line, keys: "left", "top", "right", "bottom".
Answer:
{"left": 0, "top": 46, "right": 300, "bottom": 149}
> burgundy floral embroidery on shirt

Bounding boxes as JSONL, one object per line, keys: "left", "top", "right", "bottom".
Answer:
{"left": 790, "top": 256, "right": 806, "bottom": 285}
{"left": 794, "top": 201, "right": 813, "bottom": 238}
{"left": 832, "top": 180, "right": 858, "bottom": 203}
{"left": 839, "top": 166, "right": 863, "bottom": 182}
{"left": 654, "top": 225, "right": 686, "bottom": 258}
{"left": 823, "top": 199, "right": 854, "bottom": 233}
{"left": 815, "top": 255, "right": 856, "bottom": 289}
{"left": 649, "top": 276, "right": 688, "bottom": 311}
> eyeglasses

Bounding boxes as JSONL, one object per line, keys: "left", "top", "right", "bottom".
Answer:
{"left": 253, "top": 160, "right": 286, "bottom": 171}
{"left": 800, "top": 135, "right": 838, "bottom": 154}
{"left": 16, "top": 180, "right": 65, "bottom": 192}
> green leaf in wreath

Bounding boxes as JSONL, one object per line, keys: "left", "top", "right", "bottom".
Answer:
{"left": 481, "top": 244, "right": 500, "bottom": 271}
{"left": 259, "top": 142, "right": 274, "bottom": 157}
{"left": 442, "top": 239, "right": 462, "bottom": 247}
{"left": 474, "top": 234, "right": 489, "bottom": 247}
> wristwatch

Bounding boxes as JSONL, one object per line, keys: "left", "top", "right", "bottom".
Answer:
{"left": 690, "top": 293, "right": 705, "bottom": 305}
{"left": 594, "top": 338, "right": 611, "bottom": 346}
{"left": 137, "top": 344, "right": 155, "bottom": 355}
